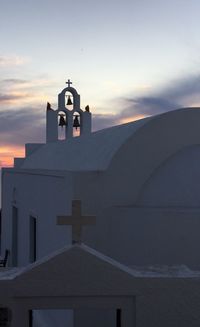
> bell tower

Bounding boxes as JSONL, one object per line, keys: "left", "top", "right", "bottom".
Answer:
{"left": 46, "top": 80, "right": 92, "bottom": 143}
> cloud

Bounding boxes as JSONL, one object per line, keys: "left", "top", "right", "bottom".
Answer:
{"left": 0, "top": 108, "right": 45, "bottom": 146}
{"left": 0, "top": 76, "right": 57, "bottom": 108}
{"left": 0, "top": 55, "right": 29, "bottom": 67}
{"left": 92, "top": 113, "right": 118, "bottom": 131}
{"left": 1, "top": 72, "right": 200, "bottom": 165}
{"left": 0, "top": 72, "right": 198, "bottom": 166}
{"left": 0, "top": 93, "right": 29, "bottom": 103}
{"left": 0, "top": 74, "right": 55, "bottom": 167}
{"left": 92, "top": 96, "right": 178, "bottom": 131}
{"left": 0, "top": 75, "right": 59, "bottom": 167}
{"left": 1, "top": 77, "right": 56, "bottom": 89}
{"left": 1, "top": 79, "right": 28, "bottom": 85}
{"left": 120, "top": 96, "right": 179, "bottom": 118}
{"left": 159, "top": 74, "right": 200, "bottom": 102}
{"left": 92, "top": 73, "right": 200, "bottom": 131}
{"left": 122, "top": 74, "right": 200, "bottom": 118}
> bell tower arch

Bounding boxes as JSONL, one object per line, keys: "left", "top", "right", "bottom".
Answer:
{"left": 46, "top": 80, "right": 92, "bottom": 142}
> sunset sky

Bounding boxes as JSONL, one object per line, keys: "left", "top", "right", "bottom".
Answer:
{"left": 1, "top": 0, "right": 200, "bottom": 167}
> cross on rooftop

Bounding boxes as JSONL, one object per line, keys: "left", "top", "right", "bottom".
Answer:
{"left": 57, "top": 200, "right": 96, "bottom": 244}
{"left": 66, "top": 79, "right": 72, "bottom": 87}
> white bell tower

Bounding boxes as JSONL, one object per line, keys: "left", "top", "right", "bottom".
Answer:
{"left": 46, "top": 80, "right": 92, "bottom": 143}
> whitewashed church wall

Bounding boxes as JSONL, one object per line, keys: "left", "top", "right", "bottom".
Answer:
{"left": 1, "top": 169, "right": 73, "bottom": 266}
{"left": 136, "top": 145, "right": 200, "bottom": 207}
{"left": 82, "top": 206, "right": 200, "bottom": 269}
{"left": 135, "top": 281, "right": 200, "bottom": 327}
{"left": 71, "top": 109, "right": 200, "bottom": 213}
{"left": 100, "top": 108, "right": 200, "bottom": 207}
{"left": 1, "top": 172, "right": 13, "bottom": 260}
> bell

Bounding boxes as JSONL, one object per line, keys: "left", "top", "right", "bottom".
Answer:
{"left": 66, "top": 95, "right": 73, "bottom": 105}
{"left": 73, "top": 115, "right": 80, "bottom": 130}
{"left": 59, "top": 115, "right": 66, "bottom": 127}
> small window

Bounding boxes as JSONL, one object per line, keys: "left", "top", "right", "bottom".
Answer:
{"left": 12, "top": 206, "right": 18, "bottom": 266}
{"left": 29, "top": 216, "right": 37, "bottom": 263}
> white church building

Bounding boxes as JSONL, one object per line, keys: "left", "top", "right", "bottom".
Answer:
{"left": 1, "top": 80, "right": 200, "bottom": 326}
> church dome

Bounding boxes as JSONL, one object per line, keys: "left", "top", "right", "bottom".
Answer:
{"left": 21, "top": 107, "right": 200, "bottom": 176}
{"left": 137, "top": 144, "right": 200, "bottom": 207}
{"left": 21, "top": 117, "right": 151, "bottom": 171}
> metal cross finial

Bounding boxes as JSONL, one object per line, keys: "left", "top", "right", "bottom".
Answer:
{"left": 57, "top": 200, "right": 96, "bottom": 244}
{"left": 66, "top": 79, "right": 72, "bottom": 87}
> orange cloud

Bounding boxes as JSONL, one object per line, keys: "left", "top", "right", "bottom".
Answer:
{"left": 119, "top": 114, "right": 148, "bottom": 125}
{"left": 0, "top": 145, "right": 25, "bottom": 168}
{"left": 0, "top": 91, "right": 49, "bottom": 106}
{"left": 0, "top": 77, "right": 57, "bottom": 108}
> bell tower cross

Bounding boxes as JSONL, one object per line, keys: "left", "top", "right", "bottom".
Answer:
{"left": 66, "top": 79, "right": 72, "bottom": 87}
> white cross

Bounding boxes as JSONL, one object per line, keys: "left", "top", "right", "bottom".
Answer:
{"left": 57, "top": 200, "right": 96, "bottom": 244}
{"left": 66, "top": 79, "right": 72, "bottom": 87}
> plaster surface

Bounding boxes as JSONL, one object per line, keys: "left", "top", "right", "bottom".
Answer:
{"left": 1, "top": 169, "right": 73, "bottom": 265}
{"left": 22, "top": 116, "right": 151, "bottom": 170}
{"left": 1, "top": 245, "right": 200, "bottom": 327}
{"left": 3, "top": 107, "right": 200, "bottom": 326}
{"left": 137, "top": 144, "right": 200, "bottom": 207}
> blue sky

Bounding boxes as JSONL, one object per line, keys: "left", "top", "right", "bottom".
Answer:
{"left": 1, "top": 0, "right": 200, "bottom": 165}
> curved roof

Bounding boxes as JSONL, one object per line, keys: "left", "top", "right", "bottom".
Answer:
{"left": 22, "top": 116, "right": 151, "bottom": 171}
{"left": 137, "top": 144, "right": 200, "bottom": 207}
{"left": 21, "top": 108, "right": 200, "bottom": 172}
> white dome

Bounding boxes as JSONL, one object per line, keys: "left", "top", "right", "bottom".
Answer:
{"left": 22, "top": 117, "right": 151, "bottom": 171}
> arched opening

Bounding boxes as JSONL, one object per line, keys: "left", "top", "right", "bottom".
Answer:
{"left": 58, "top": 111, "right": 67, "bottom": 140}
{"left": 73, "top": 111, "right": 81, "bottom": 137}
{"left": 65, "top": 91, "right": 73, "bottom": 110}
